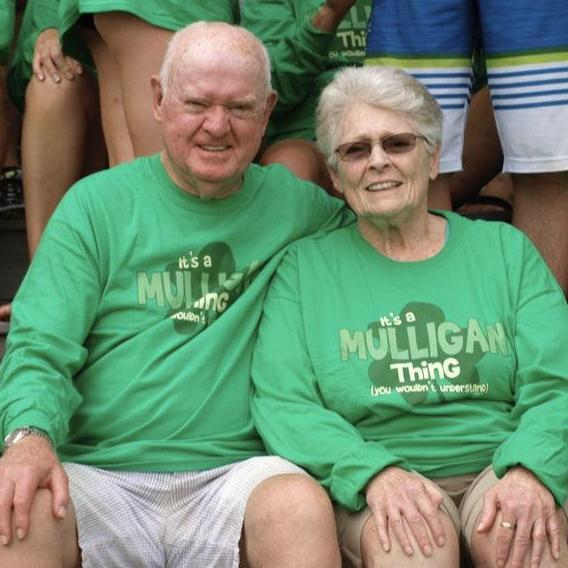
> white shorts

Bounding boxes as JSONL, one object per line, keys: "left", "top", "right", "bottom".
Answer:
{"left": 65, "top": 456, "right": 305, "bottom": 567}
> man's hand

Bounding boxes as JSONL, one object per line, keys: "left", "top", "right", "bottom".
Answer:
{"left": 32, "top": 28, "right": 82, "bottom": 83}
{"left": 365, "top": 466, "right": 447, "bottom": 557}
{"left": 0, "top": 436, "right": 69, "bottom": 545}
{"left": 312, "top": 0, "right": 357, "bottom": 33}
{"left": 476, "top": 466, "right": 561, "bottom": 568}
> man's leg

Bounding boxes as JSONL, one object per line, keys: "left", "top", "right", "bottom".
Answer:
{"left": 259, "top": 139, "right": 338, "bottom": 197}
{"left": 479, "top": 0, "right": 568, "bottom": 295}
{"left": 512, "top": 172, "right": 568, "bottom": 296}
{"left": 242, "top": 473, "right": 341, "bottom": 568}
{"left": 0, "top": 489, "right": 80, "bottom": 568}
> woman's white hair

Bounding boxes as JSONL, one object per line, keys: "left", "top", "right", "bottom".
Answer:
{"left": 316, "top": 66, "right": 443, "bottom": 169}
{"left": 159, "top": 21, "right": 273, "bottom": 99}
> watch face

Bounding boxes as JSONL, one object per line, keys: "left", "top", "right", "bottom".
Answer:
{"left": 4, "top": 427, "right": 48, "bottom": 447}
{"left": 4, "top": 429, "right": 25, "bottom": 446}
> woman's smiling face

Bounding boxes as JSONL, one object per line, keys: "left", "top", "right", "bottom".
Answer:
{"left": 330, "top": 103, "right": 440, "bottom": 222}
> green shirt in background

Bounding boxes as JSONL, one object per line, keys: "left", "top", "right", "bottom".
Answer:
{"left": 252, "top": 212, "right": 568, "bottom": 510}
{"left": 241, "top": 0, "right": 371, "bottom": 144}
{"left": 0, "top": 154, "right": 351, "bottom": 471}
{"left": 58, "top": 0, "right": 240, "bottom": 38}
{"left": 0, "top": 0, "right": 15, "bottom": 64}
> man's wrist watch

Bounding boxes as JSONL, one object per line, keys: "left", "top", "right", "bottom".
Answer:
{"left": 3, "top": 426, "right": 53, "bottom": 449}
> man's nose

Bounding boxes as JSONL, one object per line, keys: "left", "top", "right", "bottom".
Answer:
{"left": 202, "top": 104, "right": 231, "bottom": 135}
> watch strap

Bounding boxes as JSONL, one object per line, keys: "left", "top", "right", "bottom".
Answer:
{"left": 3, "top": 426, "right": 53, "bottom": 448}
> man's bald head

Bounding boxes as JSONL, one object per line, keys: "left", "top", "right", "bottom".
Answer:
{"left": 159, "top": 22, "right": 273, "bottom": 101}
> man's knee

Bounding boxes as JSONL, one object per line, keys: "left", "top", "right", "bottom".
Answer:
{"left": 244, "top": 474, "right": 340, "bottom": 567}
{"left": 246, "top": 473, "right": 334, "bottom": 531}
{"left": 260, "top": 139, "right": 332, "bottom": 189}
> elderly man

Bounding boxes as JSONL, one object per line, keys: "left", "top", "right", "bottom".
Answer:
{"left": 0, "top": 22, "right": 348, "bottom": 567}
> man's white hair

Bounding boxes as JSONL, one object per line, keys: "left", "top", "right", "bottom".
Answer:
{"left": 159, "top": 21, "right": 273, "bottom": 99}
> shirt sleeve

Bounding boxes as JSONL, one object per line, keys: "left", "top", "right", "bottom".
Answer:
{"left": 241, "top": 0, "right": 336, "bottom": 115}
{"left": 0, "top": 0, "right": 15, "bottom": 58}
{"left": 251, "top": 245, "right": 409, "bottom": 511}
{"left": 0, "top": 186, "right": 102, "bottom": 447}
{"left": 492, "top": 231, "right": 568, "bottom": 506}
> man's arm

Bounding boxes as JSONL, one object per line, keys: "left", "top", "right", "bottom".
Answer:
{"left": 241, "top": 0, "right": 356, "bottom": 114}
{"left": 0, "top": 182, "right": 101, "bottom": 540}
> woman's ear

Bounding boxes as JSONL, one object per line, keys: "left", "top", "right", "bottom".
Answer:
{"left": 429, "top": 146, "right": 441, "bottom": 181}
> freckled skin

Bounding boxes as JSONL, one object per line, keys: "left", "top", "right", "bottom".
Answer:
{"left": 151, "top": 25, "right": 277, "bottom": 201}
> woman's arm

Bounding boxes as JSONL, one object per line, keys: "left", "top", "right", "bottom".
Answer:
{"left": 252, "top": 244, "right": 409, "bottom": 511}
{"left": 483, "top": 227, "right": 568, "bottom": 567}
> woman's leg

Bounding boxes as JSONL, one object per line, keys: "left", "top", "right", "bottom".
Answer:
{"left": 360, "top": 512, "right": 459, "bottom": 568}
{"left": 22, "top": 70, "right": 106, "bottom": 256}
{"left": 94, "top": 12, "right": 172, "bottom": 157}
{"left": 471, "top": 509, "right": 568, "bottom": 567}
{"left": 82, "top": 26, "right": 134, "bottom": 166}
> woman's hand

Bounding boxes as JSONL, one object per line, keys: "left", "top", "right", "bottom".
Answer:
{"left": 365, "top": 466, "right": 447, "bottom": 557}
{"left": 32, "top": 28, "right": 82, "bottom": 83}
{"left": 476, "top": 466, "right": 561, "bottom": 568}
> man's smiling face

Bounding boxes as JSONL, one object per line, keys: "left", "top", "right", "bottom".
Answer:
{"left": 152, "top": 29, "right": 276, "bottom": 200}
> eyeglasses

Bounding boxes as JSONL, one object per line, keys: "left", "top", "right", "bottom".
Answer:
{"left": 334, "top": 133, "right": 430, "bottom": 162}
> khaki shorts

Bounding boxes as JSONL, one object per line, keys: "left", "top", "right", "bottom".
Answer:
{"left": 335, "top": 466, "right": 568, "bottom": 568}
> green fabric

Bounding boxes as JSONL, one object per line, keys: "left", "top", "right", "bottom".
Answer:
{"left": 252, "top": 212, "right": 568, "bottom": 510}
{"left": 7, "top": 0, "right": 94, "bottom": 112}
{"left": 0, "top": 0, "right": 15, "bottom": 64}
{"left": 59, "top": 0, "right": 239, "bottom": 38}
{"left": 241, "top": 0, "right": 370, "bottom": 143}
{"left": 0, "top": 154, "right": 352, "bottom": 472}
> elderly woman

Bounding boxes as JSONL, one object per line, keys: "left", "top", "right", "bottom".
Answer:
{"left": 251, "top": 66, "right": 568, "bottom": 568}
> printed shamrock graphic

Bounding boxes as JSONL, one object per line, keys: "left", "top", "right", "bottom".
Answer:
{"left": 368, "top": 302, "right": 485, "bottom": 406}
{"left": 166, "top": 241, "right": 240, "bottom": 336}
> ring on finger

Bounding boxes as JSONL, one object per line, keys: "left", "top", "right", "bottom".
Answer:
{"left": 500, "top": 521, "right": 516, "bottom": 530}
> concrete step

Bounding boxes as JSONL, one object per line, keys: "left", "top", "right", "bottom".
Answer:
{"left": 0, "top": 217, "right": 28, "bottom": 359}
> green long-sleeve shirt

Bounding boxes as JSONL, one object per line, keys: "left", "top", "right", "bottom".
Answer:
{"left": 252, "top": 212, "right": 568, "bottom": 510}
{"left": 58, "top": 0, "right": 239, "bottom": 39}
{"left": 0, "top": 0, "right": 15, "bottom": 64}
{"left": 0, "top": 154, "right": 350, "bottom": 471}
{"left": 241, "top": 0, "right": 370, "bottom": 143}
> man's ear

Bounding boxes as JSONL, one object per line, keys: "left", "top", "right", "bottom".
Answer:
{"left": 261, "top": 90, "right": 278, "bottom": 128}
{"left": 151, "top": 75, "right": 164, "bottom": 124}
